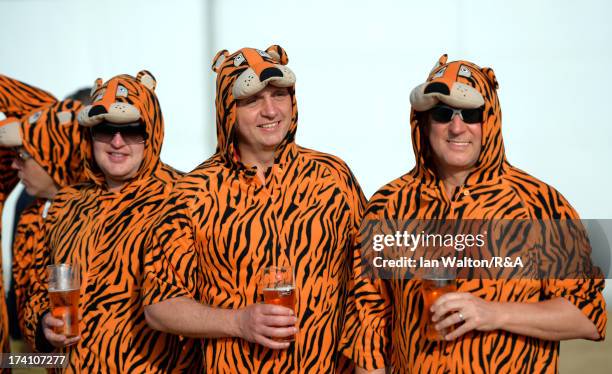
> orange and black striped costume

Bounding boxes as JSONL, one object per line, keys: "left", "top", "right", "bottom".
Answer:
{"left": 0, "top": 74, "right": 56, "bottom": 362}
{"left": 25, "top": 71, "right": 202, "bottom": 372}
{"left": 340, "top": 55, "right": 607, "bottom": 373}
{"left": 142, "top": 45, "right": 366, "bottom": 372}
{"left": 9, "top": 99, "right": 87, "bottom": 347}
{"left": 0, "top": 148, "right": 19, "bottom": 360}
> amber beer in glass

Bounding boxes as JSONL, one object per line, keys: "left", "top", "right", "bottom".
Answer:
{"left": 261, "top": 266, "right": 296, "bottom": 342}
{"left": 48, "top": 264, "right": 80, "bottom": 338}
{"left": 422, "top": 276, "right": 457, "bottom": 340}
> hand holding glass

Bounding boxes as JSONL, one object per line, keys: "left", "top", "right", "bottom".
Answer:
{"left": 421, "top": 268, "right": 457, "bottom": 340}
{"left": 47, "top": 264, "right": 80, "bottom": 338}
{"left": 260, "top": 266, "right": 296, "bottom": 342}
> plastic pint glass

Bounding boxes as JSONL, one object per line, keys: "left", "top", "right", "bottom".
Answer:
{"left": 47, "top": 264, "right": 80, "bottom": 337}
{"left": 261, "top": 266, "right": 296, "bottom": 342}
{"left": 421, "top": 275, "right": 457, "bottom": 340}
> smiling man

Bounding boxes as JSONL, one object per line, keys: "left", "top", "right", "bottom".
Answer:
{"left": 24, "top": 71, "right": 201, "bottom": 373}
{"left": 425, "top": 104, "right": 482, "bottom": 197}
{"left": 342, "top": 55, "right": 606, "bottom": 373}
{"left": 143, "top": 45, "right": 366, "bottom": 373}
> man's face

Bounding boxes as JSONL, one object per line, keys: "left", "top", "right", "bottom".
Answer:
{"left": 11, "top": 148, "right": 58, "bottom": 199}
{"left": 92, "top": 125, "right": 145, "bottom": 190}
{"left": 426, "top": 105, "right": 483, "bottom": 176}
{"left": 234, "top": 85, "right": 292, "bottom": 154}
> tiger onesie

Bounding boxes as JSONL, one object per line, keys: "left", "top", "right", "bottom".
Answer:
{"left": 141, "top": 45, "right": 366, "bottom": 373}
{"left": 0, "top": 148, "right": 19, "bottom": 364}
{"left": 0, "top": 74, "right": 56, "bottom": 366}
{"left": 24, "top": 71, "right": 202, "bottom": 372}
{"left": 340, "top": 55, "right": 607, "bottom": 373}
{"left": 2, "top": 99, "right": 87, "bottom": 349}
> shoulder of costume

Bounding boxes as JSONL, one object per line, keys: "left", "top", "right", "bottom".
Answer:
{"left": 503, "top": 165, "right": 579, "bottom": 218}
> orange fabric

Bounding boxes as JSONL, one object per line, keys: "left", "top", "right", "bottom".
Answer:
{"left": 9, "top": 98, "right": 87, "bottom": 349}
{"left": 0, "top": 74, "right": 56, "bottom": 119}
{"left": 242, "top": 48, "right": 281, "bottom": 77}
{"left": 0, "top": 75, "right": 56, "bottom": 370}
{"left": 91, "top": 78, "right": 120, "bottom": 112}
{"left": 24, "top": 73, "right": 201, "bottom": 372}
{"left": 340, "top": 57, "right": 607, "bottom": 373}
{"left": 18, "top": 100, "right": 86, "bottom": 187}
{"left": 13, "top": 200, "right": 45, "bottom": 346}
{"left": 142, "top": 46, "right": 366, "bottom": 373}
{"left": 1, "top": 149, "right": 19, "bottom": 366}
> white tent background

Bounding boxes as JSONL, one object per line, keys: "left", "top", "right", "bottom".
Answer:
{"left": 2, "top": 0, "right": 611, "bottom": 307}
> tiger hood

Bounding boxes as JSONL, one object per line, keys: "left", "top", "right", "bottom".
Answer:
{"left": 409, "top": 54, "right": 505, "bottom": 186}
{"left": 77, "top": 71, "right": 164, "bottom": 186}
{"left": 211, "top": 45, "right": 297, "bottom": 170}
{"left": 1, "top": 100, "right": 86, "bottom": 187}
{"left": 0, "top": 75, "right": 84, "bottom": 187}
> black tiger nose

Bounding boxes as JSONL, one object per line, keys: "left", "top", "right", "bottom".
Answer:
{"left": 260, "top": 67, "right": 284, "bottom": 81}
{"left": 424, "top": 82, "right": 450, "bottom": 95}
{"left": 88, "top": 105, "right": 108, "bottom": 116}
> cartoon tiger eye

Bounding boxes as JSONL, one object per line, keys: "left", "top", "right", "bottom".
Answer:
{"left": 256, "top": 49, "right": 271, "bottom": 59}
{"left": 234, "top": 53, "right": 246, "bottom": 67}
{"left": 116, "top": 85, "right": 129, "bottom": 98}
{"left": 432, "top": 66, "right": 447, "bottom": 79}
{"left": 93, "top": 90, "right": 105, "bottom": 102}
{"left": 458, "top": 65, "right": 472, "bottom": 78}
{"left": 28, "top": 110, "right": 42, "bottom": 124}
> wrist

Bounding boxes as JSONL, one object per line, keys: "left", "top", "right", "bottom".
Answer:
{"left": 36, "top": 311, "right": 55, "bottom": 353}
{"left": 228, "top": 308, "right": 243, "bottom": 338}
{"left": 494, "top": 301, "right": 510, "bottom": 330}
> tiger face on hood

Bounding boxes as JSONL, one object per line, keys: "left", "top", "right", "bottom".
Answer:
{"left": 77, "top": 70, "right": 163, "bottom": 185}
{"left": 210, "top": 45, "right": 297, "bottom": 167}
{"left": 409, "top": 54, "right": 505, "bottom": 186}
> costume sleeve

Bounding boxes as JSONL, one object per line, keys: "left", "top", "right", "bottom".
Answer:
{"left": 332, "top": 163, "right": 371, "bottom": 358}
{"left": 21, "top": 208, "right": 54, "bottom": 351}
{"left": 0, "top": 147, "right": 18, "bottom": 199}
{"left": 539, "top": 219, "right": 607, "bottom": 340}
{"left": 542, "top": 278, "right": 607, "bottom": 339}
{"left": 12, "top": 202, "right": 43, "bottom": 341}
{"left": 141, "top": 188, "right": 202, "bottom": 307}
{"left": 0, "top": 74, "right": 56, "bottom": 119}
{"left": 0, "top": 147, "right": 15, "bottom": 356}
{"left": 340, "top": 205, "right": 392, "bottom": 370}
{"left": 539, "top": 193, "right": 607, "bottom": 340}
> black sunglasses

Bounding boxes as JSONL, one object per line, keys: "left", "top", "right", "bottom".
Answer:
{"left": 13, "top": 147, "right": 32, "bottom": 162}
{"left": 90, "top": 122, "right": 147, "bottom": 145}
{"left": 430, "top": 105, "right": 483, "bottom": 124}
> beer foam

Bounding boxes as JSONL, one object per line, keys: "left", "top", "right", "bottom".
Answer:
{"left": 48, "top": 287, "right": 80, "bottom": 293}
{"left": 263, "top": 286, "right": 295, "bottom": 292}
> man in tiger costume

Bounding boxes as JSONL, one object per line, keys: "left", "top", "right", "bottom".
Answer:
{"left": 143, "top": 45, "right": 366, "bottom": 372}
{"left": 9, "top": 88, "right": 92, "bottom": 348}
{"left": 341, "top": 55, "right": 607, "bottom": 373}
{"left": 0, "top": 75, "right": 57, "bottom": 370}
{"left": 24, "top": 71, "right": 202, "bottom": 372}
{"left": 0, "top": 95, "right": 86, "bottom": 349}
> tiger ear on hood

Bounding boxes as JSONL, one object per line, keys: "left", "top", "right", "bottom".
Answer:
{"left": 137, "top": 70, "right": 157, "bottom": 91}
{"left": 90, "top": 78, "right": 103, "bottom": 97}
{"left": 429, "top": 54, "right": 448, "bottom": 75}
{"left": 211, "top": 49, "right": 229, "bottom": 73}
{"left": 266, "top": 45, "right": 289, "bottom": 65}
{"left": 481, "top": 67, "right": 499, "bottom": 89}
